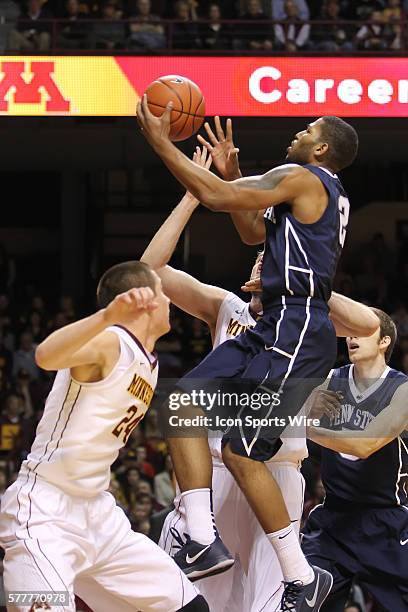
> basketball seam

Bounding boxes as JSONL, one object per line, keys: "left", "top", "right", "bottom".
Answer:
{"left": 158, "top": 78, "right": 184, "bottom": 110}
{"left": 147, "top": 102, "right": 205, "bottom": 119}
{"left": 192, "top": 94, "right": 204, "bottom": 132}
{"left": 173, "top": 81, "right": 193, "bottom": 139}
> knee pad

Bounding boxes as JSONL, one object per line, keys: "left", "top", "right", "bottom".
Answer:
{"left": 177, "top": 594, "right": 210, "bottom": 611}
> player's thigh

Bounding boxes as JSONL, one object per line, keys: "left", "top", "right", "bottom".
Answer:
{"left": 80, "top": 529, "right": 199, "bottom": 612}
{"left": 3, "top": 538, "right": 77, "bottom": 612}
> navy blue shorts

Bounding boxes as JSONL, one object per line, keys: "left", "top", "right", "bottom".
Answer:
{"left": 180, "top": 297, "right": 337, "bottom": 461}
{"left": 302, "top": 501, "right": 408, "bottom": 611}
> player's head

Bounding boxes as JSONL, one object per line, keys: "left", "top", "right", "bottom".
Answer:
{"left": 97, "top": 261, "right": 170, "bottom": 336}
{"left": 286, "top": 116, "right": 358, "bottom": 172}
{"left": 347, "top": 308, "right": 396, "bottom": 365}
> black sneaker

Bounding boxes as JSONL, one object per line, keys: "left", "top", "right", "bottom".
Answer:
{"left": 172, "top": 534, "right": 234, "bottom": 582}
{"left": 280, "top": 566, "right": 333, "bottom": 611}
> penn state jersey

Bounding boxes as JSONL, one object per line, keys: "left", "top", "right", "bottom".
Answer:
{"left": 21, "top": 326, "right": 158, "bottom": 497}
{"left": 322, "top": 364, "right": 408, "bottom": 507}
{"left": 262, "top": 164, "right": 350, "bottom": 305}
{"left": 210, "top": 293, "right": 308, "bottom": 465}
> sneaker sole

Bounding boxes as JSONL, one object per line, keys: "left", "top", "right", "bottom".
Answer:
{"left": 185, "top": 558, "right": 235, "bottom": 582}
{"left": 314, "top": 572, "right": 334, "bottom": 611}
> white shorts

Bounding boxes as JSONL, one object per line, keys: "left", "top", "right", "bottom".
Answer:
{"left": 0, "top": 473, "right": 199, "bottom": 612}
{"left": 159, "top": 462, "right": 304, "bottom": 612}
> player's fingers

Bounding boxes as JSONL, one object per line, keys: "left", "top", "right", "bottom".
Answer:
{"left": 146, "top": 301, "right": 159, "bottom": 311}
{"left": 204, "top": 152, "right": 212, "bottom": 170}
{"left": 226, "top": 118, "right": 234, "bottom": 141}
{"left": 204, "top": 122, "right": 219, "bottom": 146}
{"left": 200, "top": 145, "right": 208, "bottom": 165}
{"left": 229, "top": 147, "right": 240, "bottom": 156}
{"left": 162, "top": 101, "right": 173, "bottom": 123}
{"left": 197, "top": 134, "right": 213, "bottom": 152}
{"left": 214, "top": 115, "right": 225, "bottom": 141}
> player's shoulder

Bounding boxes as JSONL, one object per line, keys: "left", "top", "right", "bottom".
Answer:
{"left": 218, "top": 292, "right": 249, "bottom": 318}
{"left": 387, "top": 367, "right": 408, "bottom": 386}
{"left": 330, "top": 364, "right": 351, "bottom": 380}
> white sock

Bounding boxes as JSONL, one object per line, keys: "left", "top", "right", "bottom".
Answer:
{"left": 181, "top": 488, "right": 216, "bottom": 545}
{"left": 268, "top": 525, "right": 314, "bottom": 584}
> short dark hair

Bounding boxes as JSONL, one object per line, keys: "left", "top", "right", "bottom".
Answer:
{"left": 97, "top": 261, "right": 156, "bottom": 308}
{"left": 319, "top": 116, "right": 359, "bottom": 172}
{"left": 371, "top": 307, "right": 397, "bottom": 364}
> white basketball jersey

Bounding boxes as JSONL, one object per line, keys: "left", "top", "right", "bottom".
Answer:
{"left": 210, "top": 293, "right": 308, "bottom": 465}
{"left": 21, "top": 326, "right": 158, "bottom": 497}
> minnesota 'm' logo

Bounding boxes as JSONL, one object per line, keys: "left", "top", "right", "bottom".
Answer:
{"left": 0, "top": 61, "right": 70, "bottom": 111}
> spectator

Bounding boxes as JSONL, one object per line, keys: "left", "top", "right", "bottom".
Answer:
{"left": 154, "top": 454, "right": 175, "bottom": 507}
{"left": 137, "top": 479, "right": 153, "bottom": 496}
{"left": 382, "top": 0, "right": 402, "bottom": 48}
{"left": 346, "top": 0, "right": 386, "bottom": 20}
{"left": 13, "top": 369, "right": 35, "bottom": 419}
{"left": 90, "top": 0, "right": 125, "bottom": 48}
{"left": 355, "top": 9, "right": 392, "bottom": 50}
{"left": 135, "top": 445, "right": 155, "bottom": 479}
{"left": 0, "top": 1, "right": 20, "bottom": 52}
{"left": 186, "top": 318, "right": 211, "bottom": 366}
{"left": 8, "top": 0, "right": 52, "bottom": 51}
{"left": 123, "top": 466, "right": 143, "bottom": 510}
{"left": 172, "top": 0, "right": 201, "bottom": 49}
{"left": 274, "top": 0, "right": 311, "bottom": 50}
{"left": 271, "top": 0, "right": 310, "bottom": 20}
{"left": 127, "top": 0, "right": 165, "bottom": 50}
{"left": 108, "top": 474, "right": 128, "bottom": 508}
{"left": 135, "top": 518, "right": 151, "bottom": 535}
{"left": 27, "top": 311, "right": 45, "bottom": 344}
{"left": 0, "top": 328, "right": 13, "bottom": 385}
{"left": 58, "top": 0, "right": 89, "bottom": 48}
{"left": 0, "top": 393, "right": 23, "bottom": 456}
{"left": 237, "top": 0, "right": 274, "bottom": 50}
{"left": 200, "top": 3, "right": 231, "bottom": 49}
{"left": 313, "top": 0, "right": 354, "bottom": 51}
{"left": 391, "top": 301, "right": 408, "bottom": 336}
{"left": 12, "top": 331, "right": 39, "bottom": 381}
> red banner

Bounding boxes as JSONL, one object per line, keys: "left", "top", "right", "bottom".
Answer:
{"left": 1, "top": 56, "right": 408, "bottom": 116}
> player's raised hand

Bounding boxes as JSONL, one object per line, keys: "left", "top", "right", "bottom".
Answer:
{"left": 103, "top": 287, "right": 158, "bottom": 326}
{"left": 308, "top": 389, "right": 342, "bottom": 422}
{"left": 137, "top": 94, "right": 172, "bottom": 145}
{"left": 197, "top": 117, "right": 241, "bottom": 181}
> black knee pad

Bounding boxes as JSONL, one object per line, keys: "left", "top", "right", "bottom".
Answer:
{"left": 177, "top": 594, "right": 210, "bottom": 611}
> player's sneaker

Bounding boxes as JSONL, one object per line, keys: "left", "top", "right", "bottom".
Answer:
{"left": 280, "top": 566, "right": 333, "bottom": 611}
{"left": 172, "top": 533, "right": 234, "bottom": 581}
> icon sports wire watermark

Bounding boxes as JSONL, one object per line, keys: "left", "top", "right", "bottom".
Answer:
{"left": 151, "top": 377, "right": 408, "bottom": 440}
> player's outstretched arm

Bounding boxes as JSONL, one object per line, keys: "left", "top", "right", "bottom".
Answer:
{"left": 35, "top": 288, "right": 157, "bottom": 374}
{"left": 141, "top": 146, "right": 211, "bottom": 269}
{"left": 308, "top": 382, "right": 408, "bottom": 458}
{"left": 328, "top": 293, "right": 379, "bottom": 337}
{"left": 137, "top": 96, "right": 317, "bottom": 212}
{"left": 198, "top": 117, "right": 265, "bottom": 245}
{"left": 140, "top": 145, "right": 227, "bottom": 329}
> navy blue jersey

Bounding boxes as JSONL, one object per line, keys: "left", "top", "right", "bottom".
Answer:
{"left": 261, "top": 164, "right": 350, "bottom": 306}
{"left": 322, "top": 364, "right": 408, "bottom": 507}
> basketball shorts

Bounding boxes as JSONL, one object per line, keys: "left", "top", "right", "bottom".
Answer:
{"left": 0, "top": 473, "right": 199, "bottom": 612}
{"left": 179, "top": 297, "right": 336, "bottom": 461}
{"left": 302, "top": 500, "right": 408, "bottom": 611}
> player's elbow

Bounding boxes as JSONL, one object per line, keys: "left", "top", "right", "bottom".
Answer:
{"left": 354, "top": 442, "right": 376, "bottom": 459}
{"left": 35, "top": 344, "right": 56, "bottom": 371}
{"left": 361, "top": 311, "right": 381, "bottom": 337}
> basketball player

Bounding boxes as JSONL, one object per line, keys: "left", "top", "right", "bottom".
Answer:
{"left": 303, "top": 308, "right": 408, "bottom": 611}
{"left": 141, "top": 142, "right": 378, "bottom": 611}
{"left": 0, "top": 262, "right": 208, "bottom": 612}
{"left": 137, "top": 100, "right": 359, "bottom": 610}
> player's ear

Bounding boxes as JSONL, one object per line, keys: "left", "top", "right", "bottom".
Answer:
{"left": 379, "top": 335, "right": 391, "bottom": 351}
{"left": 314, "top": 141, "right": 329, "bottom": 160}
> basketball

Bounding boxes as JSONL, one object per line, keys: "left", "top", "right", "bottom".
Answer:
{"left": 144, "top": 75, "right": 205, "bottom": 142}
